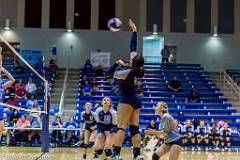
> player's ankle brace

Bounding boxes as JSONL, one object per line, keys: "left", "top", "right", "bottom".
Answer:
{"left": 113, "top": 146, "right": 121, "bottom": 156}
{"left": 104, "top": 149, "right": 112, "bottom": 157}
{"left": 133, "top": 147, "right": 140, "bottom": 158}
{"left": 96, "top": 149, "right": 103, "bottom": 156}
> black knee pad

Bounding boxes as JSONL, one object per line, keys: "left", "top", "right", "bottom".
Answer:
{"left": 104, "top": 149, "right": 112, "bottom": 157}
{"left": 88, "top": 142, "right": 94, "bottom": 147}
{"left": 83, "top": 143, "right": 88, "bottom": 149}
{"left": 130, "top": 125, "right": 139, "bottom": 137}
{"left": 152, "top": 153, "right": 160, "bottom": 160}
{"left": 96, "top": 149, "right": 103, "bottom": 155}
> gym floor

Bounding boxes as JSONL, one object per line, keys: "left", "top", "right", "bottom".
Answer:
{"left": 0, "top": 147, "right": 239, "bottom": 160}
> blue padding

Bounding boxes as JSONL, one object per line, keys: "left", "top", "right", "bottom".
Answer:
{"left": 143, "top": 91, "right": 223, "bottom": 97}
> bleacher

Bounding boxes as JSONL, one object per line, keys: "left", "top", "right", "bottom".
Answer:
{"left": 77, "top": 63, "right": 240, "bottom": 130}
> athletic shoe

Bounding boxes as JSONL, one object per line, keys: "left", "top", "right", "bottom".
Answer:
{"left": 134, "top": 155, "right": 145, "bottom": 160}
{"left": 111, "top": 155, "right": 122, "bottom": 160}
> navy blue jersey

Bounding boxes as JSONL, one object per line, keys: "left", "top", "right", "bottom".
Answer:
{"left": 81, "top": 111, "right": 96, "bottom": 129}
{"left": 184, "top": 125, "right": 194, "bottom": 133}
{"left": 94, "top": 107, "right": 117, "bottom": 133}
{"left": 105, "top": 32, "right": 143, "bottom": 108}
{"left": 220, "top": 128, "right": 232, "bottom": 137}
{"left": 196, "top": 126, "right": 208, "bottom": 135}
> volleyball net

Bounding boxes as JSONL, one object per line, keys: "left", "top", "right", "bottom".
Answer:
{"left": 0, "top": 34, "right": 50, "bottom": 152}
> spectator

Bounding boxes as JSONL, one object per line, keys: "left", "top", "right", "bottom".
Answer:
{"left": 10, "top": 109, "right": 20, "bottom": 126}
{"left": 34, "top": 58, "right": 44, "bottom": 75}
{"left": 25, "top": 77, "right": 37, "bottom": 96}
{"left": 28, "top": 116, "right": 41, "bottom": 146}
{"left": 188, "top": 87, "right": 200, "bottom": 103}
{"left": 14, "top": 61, "right": 24, "bottom": 74}
{"left": 26, "top": 95, "right": 39, "bottom": 109}
{"left": 3, "top": 87, "right": 14, "bottom": 103}
{"left": 182, "top": 119, "right": 195, "bottom": 150}
{"left": 95, "top": 65, "right": 104, "bottom": 77}
{"left": 51, "top": 116, "right": 63, "bottom": 146}
{"left": 7, "top": 93, "right": 19, "bottom": 107}
{"left": 49, "top": 59, "right": 58, "bottom": 76}
{"left": 15, "top": 79, "right": 25, "bottom": 91}
{"left": 143, "top": 119, "right": 159, "bottom": 147}
{"left": 168, "top": 76, "right": 183, "bottom": 92}
{"left": 64, "top": 117, "right": 78, "bottom": 145}
{"left": 83, "top": 59, "right": 93, "bottom": 75}
{"left": 82, "top": 81, "right": 93, "bottom": 96}
{"left": 15, "top": 115, "right": 31, "bottom": 143}
{"left": 16, "top": 84, "right": 27, "bottom": 99}
{"left": 161, "top": 45, "right": 170, "bottom": 63}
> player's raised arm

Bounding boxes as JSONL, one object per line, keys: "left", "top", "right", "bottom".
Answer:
{"left": 129, "top": 19, "right": 138, "bottom": 57}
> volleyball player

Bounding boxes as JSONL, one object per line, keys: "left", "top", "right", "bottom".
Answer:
{"left": 195, "top": 120, "right": 209, "bottom": 151}
{"left": 145, "top": 102, "right": 182, "bottom": 160}
{"left": 93, "top": 97, "right": 117, "bottom": 159}
{"left": 0, "top": 47, "right": 15, "bottom": 143}
{"left": 81, "top": 102, "right": 97, "bottom": 160}
{"left": 106, "top": 19, "right": 144, "bottom": 160}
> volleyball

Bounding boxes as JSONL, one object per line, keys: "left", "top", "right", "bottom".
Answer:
{"left": 107, "top": 18, "right": 122, "bottom": 32}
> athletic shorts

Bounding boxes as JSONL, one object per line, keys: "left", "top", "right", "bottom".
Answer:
{"left": 85, "top": 127, "right": 96, "bottom": 133}
{"left": 165, "top": 138, "right": 182, "bottom": 147}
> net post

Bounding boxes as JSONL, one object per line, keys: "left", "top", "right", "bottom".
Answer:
{"left": 41, "top": 94, "right": 50, "bottom": 153}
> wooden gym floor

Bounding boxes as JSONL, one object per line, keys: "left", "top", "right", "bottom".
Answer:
{"left": 0, "top": 147, "right": 239, "bottom": 160}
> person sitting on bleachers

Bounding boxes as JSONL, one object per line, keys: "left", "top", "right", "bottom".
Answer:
{"left": 143, "top": 118, "right": 158, "bottom": 146}
{"left": 219, "top": 123, "right": 232, "bottom": 151}
{"left": 209, "top": 122, "right": 220, "bottom": 150}
{"left": 82, "top": 80, "right": 93, "bottom": 96}
{"left": 26, "top": 95, "right": 39, "bottom": 109}
{"left": 64, "top": 117, "right": 78, "bottom": 146}
{"left": 14, "top": 114, "right": 31, "bottom": 144}
{"left": 188, "top": 87, "right": 200, "bottom": 103}
{"left": 168, "top": 76, "right": 183, "bottom": 92}
{"left": 14, "top": 61, "right": 24, "bottom": 74}
{"left": 16, "top": 82, "right": 27, "bottom": 99}
{"left": 10, "top": 109, "right": 20, "bottom": 126}
{"left": 195, "top": 120, "right": 209, "bottom": 151}
{"left": 7, "top": 93, "right": 19, "bottom": 107}
{"left": 182, "top": 119, "right": 195, "bottom": 150}
{"left": 51, "top": 115, "right": 63, "bottom": 146}
{"left": 28, "top": 115, "right": 41, "bottom": 146}
{"left": 25, "top": 77, "right": 37, "bottom": 96}
{"left": 3, "top": 86, "right": 15, "bottom": 103}
{"left": 34, "top": 58, "right": 44, "bottom": 75}
{"left": 15, "top": 79, "right": 25, "bottom": 92}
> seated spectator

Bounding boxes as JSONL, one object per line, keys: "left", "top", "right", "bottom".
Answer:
{"left": 82, "top": 81, "right": 93, "bottom": 96}
{"left": 7, "top": 93, "right": 19, "bottom": 106}
{"left": 14, "top": 61, "right": 24, "bottom": 74}
{"left": 209, "top": 122, "right": 220, "bottom": 149}
{"left": 26, "top": 95, "right": 39, "bottom": 109}
{"left": 10, "top": 109, "right": 20, "bottom": 126}
{"left": 83, "top": 59, "right": 93, "bottom": 75}
{"left": 168, "top": 76, "right": 183, "bottom": 92}
{"left": 16, "top": 85, "right": 27, "bottom": 99}
{"left": 95, "top": 65, "right": 104, "bottom": 77}
{"left": 220, "top": 123, "right": 232, "bottom": 151}
{"left": 15, "top": 79, "right": 25, "bottom": 91}
{"left": 14, "top": 115, "right": 31, "bottom": 143}
{"left": 49, "top": 59, "right": 58, "bottom": 76}
{"left": 64, "top": 117, "right": 78, "bottom": 145}
{"left": 25, "top": 77, "right": 37, "bottom": 96}
{"left": 4, "top": 87, "right": 13, "bottom": 103}
{"left": 28, "top": 116, "right": 41, "bottom": 146}
{"left": 51, "top": 115, "right": 63, "bottom": 146}
{"left": 34, "top": 58, "right": 44, "bottom": 75}
{"left": 188, "top": 87, "right": 200, "bottom": 103}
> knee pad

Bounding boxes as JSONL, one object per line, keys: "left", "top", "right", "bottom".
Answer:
{"left": 96, "top": 149, "right": 103, "bottom": 155}
{"left": 83, "top": 144, "right": 88, "bottom": 149}
{"left": 104, "top": 149, "right": 112, "bottom": 157}
{"left": 88, "top": 142, "right": 94, "bottom": 147}
{"left": 152, "top": 153, "right": 160, "bottom": 160}
{"left": 130, "top": 125, "right": 140, "bottom": 137}
{"left": 117, "top": 128, "right": 125, "bottom": 133}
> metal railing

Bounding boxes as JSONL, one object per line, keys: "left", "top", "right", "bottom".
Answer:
{"left": 222, "top": 71, "right": 240, "bottom": 104}
{"left": 58, "top": 68, "right": 69, "bottom": 114}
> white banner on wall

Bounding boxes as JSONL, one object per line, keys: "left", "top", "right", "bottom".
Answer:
{"left": 91, "top": 52, "right": 111, "bottom": 68}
